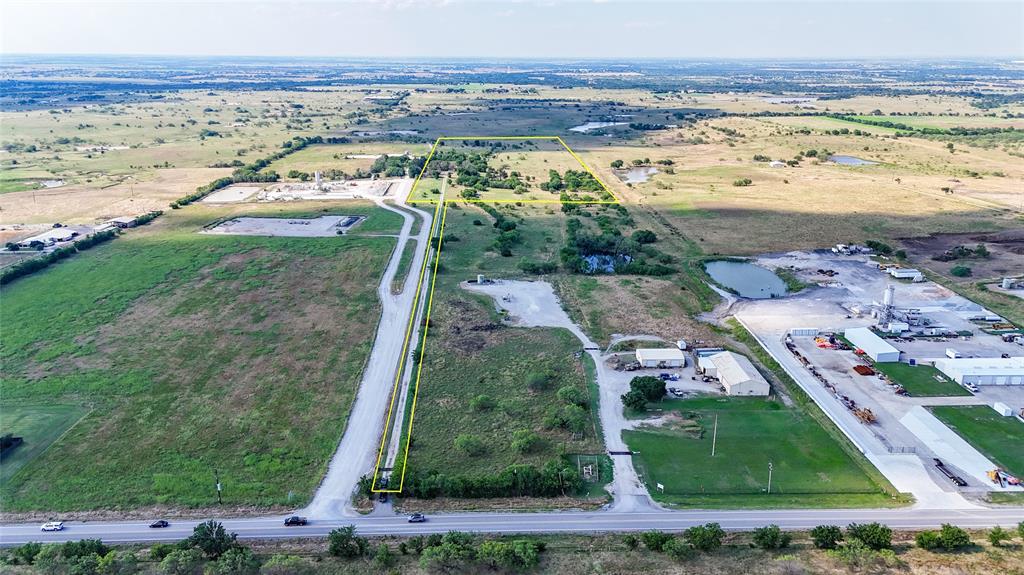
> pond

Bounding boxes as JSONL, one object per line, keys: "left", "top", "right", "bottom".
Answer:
{"left": 705, "top": 260, "right": 788, "bottom": 299}
{"left": 569, "top": 121, "right": 628, "bottom": 133}
{"left": 829, "top": 155, "right": 877, "bottom": 166}
{"left": 615, "top": 167, "right": 659, "bottom": 184}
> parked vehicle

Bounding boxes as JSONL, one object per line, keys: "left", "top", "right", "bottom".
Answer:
{"left": 149, "top": 520, "right": 170, "bottom": 528}
{"left": 284, "top": 516, "right": 308, "bottom": 526}
{"left": 407, "top": 513, "right": 427, "bottom": 523}
{"left": 41, "top": 521, "right": 64, "bottom": 532}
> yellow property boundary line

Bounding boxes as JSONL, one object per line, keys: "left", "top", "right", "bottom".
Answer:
{"left": 371, "top": 136, "right": 619, "bottom": 493}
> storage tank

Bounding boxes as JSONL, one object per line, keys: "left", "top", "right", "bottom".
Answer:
{"left": 1003, "top": 277, "right": 1015, "bottom": 289}
{"left": 883, "top": 285, "right": 895, "bottom": 306}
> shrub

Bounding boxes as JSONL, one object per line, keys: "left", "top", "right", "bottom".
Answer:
{"left": 1020, "top": 521, "right": 1024, "bottom": 540}
{"left": 511, "top": 430, "right": 544, "bottom": 454}
{"left": 988, "top": 526, "right": 1011, "bottom": 547}
{"left": 455, "top": 434, "right": 488, "bottom": 456}
{"left": 810, "top": 525, "right": 843, "bottom": 549}
{"left": 632, "top": 230, "right": 658, "bottom": 244}
{"left": 640, "top": 530, "right": 674, "bottom": 552}
{"left": 663, "top": 538, "right": 695, "bottom": 561}
{"left": 622, "top": 534, "right": 639, "bottom": 550}
{"left": 937, "top": 524, "right": 971, "bottom": 550}
{"left": 752, "top": 524, "right": 791, "bottom": 550}
{"left": 477, "top": 539, "right": 542, "bottom": 569}
{"left": 150, "top": 543, "right": 176, "bottom": 561}
{"left": 916, "top": 530, "right": 941, "bottom": 550}
{"left": 419, "top": 531, "right": 476, "bottom": 570}
{"left": 159, "top": 547, "right": 206, "bottom": 575}
{"left": 621, "top": 389, "right": 647, "bottom": 412}
{"left": 865, "top": 239, "right": 893, "bottom": 254}
{"left": 732, "top": 178, "right": 752, "bottom": 187}
{"left": 556, "top": 386, "right": 588, "bottom": 407}
{"left": 328, "top": 525, "right": 368, "bottom": 558}
{"left": 9, "top": 542, "right": 42, "bottom": 565}
{"left": 373, "top": 544, "right": 396, "bottom": 569}
{"left": 207, "top": 547, "right": 259, "bottom": 575}
{"left": 469, "top": 394, "right": 496, "bottom": 411}
{"left": 846, "top": 522, "right": 892, "bottom": 550}
{"left": 260, "top": 554, "right": 314, "bottom": 575}
{"left": 951, "top": 265, "right": 972, "bottom": 277}
{"left": 684, "top": 523, "right": 725, "bottom": 552}
{"left": 526, "top": 371, "right": 553, "bottom": 392}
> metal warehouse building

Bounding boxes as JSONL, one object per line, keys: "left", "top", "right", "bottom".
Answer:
{"left": 701, "top": 351, "right": 770, "bottom": 396}
{"left": 844, "top": 327, "right": 900, "bottom": 363}
{"left": 933, "top": 357, "right": 1024, "bottom": 386}
{"left": 635, "top": 348, "right": 686, "bottom": 368}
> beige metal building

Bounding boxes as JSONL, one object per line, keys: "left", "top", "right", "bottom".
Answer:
{"left": 702, "top": 351, "right": 770, "bottom": 396}
{"left": 635, "top": 348, "right": 686, "bottom": 368}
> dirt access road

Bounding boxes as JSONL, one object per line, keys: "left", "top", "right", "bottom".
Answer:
{"left": 304, "top": 190, "right": 435, "bottom": 518}
{"left": 463, "top": 279, "right": 659, "bottom": 513}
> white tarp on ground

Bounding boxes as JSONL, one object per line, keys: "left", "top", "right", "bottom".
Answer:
{"left": 899, "top": 406, "right": 1013, "bottom": 491}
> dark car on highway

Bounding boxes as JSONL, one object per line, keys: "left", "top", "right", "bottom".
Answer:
{"left": 284, "top": 516, "right": 308, "bottom": 526}
{"left": 149, "top": 520, "right": 170, "bottom": 528}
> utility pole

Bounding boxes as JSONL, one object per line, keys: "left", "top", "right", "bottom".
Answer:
{"left": 767, "top": 462, "right": 774, "bottom": 495}
{"left": 215, "top": 469, "right": 223, "bottom": 505}
{"left": 711, "top": 414, "right": 718, "bottom": 457}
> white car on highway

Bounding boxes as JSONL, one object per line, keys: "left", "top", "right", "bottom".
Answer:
{"left": 41, "top": 521, "right": 64, "bottom": 532}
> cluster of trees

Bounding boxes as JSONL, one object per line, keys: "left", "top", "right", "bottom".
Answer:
{"left": 399, "top": 457, "right": 583, "bottom": 499}
{"left": 425, "top": 149, "right": 527, "bottom": 195}
{"left": 542, "top": 383, "right": 593, "bottom": 437}
{"left": 832, "top": 115, "right": 1019, "bottom": 136}
{"left": 479, "top": 204, "right": 522, "bottom": 256}
{"left": 1, "top": 229, "right": 118, "bottom": 285}
{"left": 933, "top": 243, "right": 989, "bottom": 262}
{"left": 629, "top": 122, "right": 669, "bottom": 131}
{"left": 540, "top": 169, "right": 605, "bottom": 194}
{"left": 560, "top": 216, "right": 674, "bottom": 277}
{"left": 370, "top": 153, "right": 426, "bottom": 178}
{"left": 621, "top": 375, "right": 666, "bottom": 412}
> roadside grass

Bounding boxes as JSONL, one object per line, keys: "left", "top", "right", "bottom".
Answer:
{"left": 873, "top": 362, "right": 972, "bottom": 397}
{"left": 0, "top": 405, "right": 89, "bottom": 486}
{"left": 0, "top": 203, "right": 395, "bottom": 511}
{"left": 390, "top": 238, "right": 418, "bottom": 294}
{"left": 624, "top": 396, "right": 895, "bottom": 507}
{"left": 931, "top": 405, "right": 1024, "bottom": 477}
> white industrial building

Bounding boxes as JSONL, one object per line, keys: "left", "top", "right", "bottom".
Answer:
{"left": 700, "top": 351, "right": 770, "bottom": 396}
{"left": 635, "top": 348, "right": 686, "bottom": 368}
{"left": 844, "top": 327, "right": 900, "bottom": 363}
{"left": 933, "top": 357, "right": 1024, "bottom": 386}
{"left": 16, "top": 228, "right": 78, "bottom": 248}
{"left": 888, "top": 268, "right": 924, "bottom": 281}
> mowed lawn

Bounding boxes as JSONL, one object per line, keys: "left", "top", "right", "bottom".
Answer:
{"left": 0, "top": 405, "right": 89, "bottom": 485}
{"left": 874, "top": 362, "right": 972, "bottom": 397}
{"left": 624, "top": 397, "right": 890, "bottom": 507}
{"left": 931, "top": 405, "right": 1024, "bottom": 477}
{"left": 1, "top": 203, "right": 398, "bottom": 511}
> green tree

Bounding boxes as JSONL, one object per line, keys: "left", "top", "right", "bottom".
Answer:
{"left": 988, "top": 526, "right": 1011, "bottom": 547}
{"left": 611, "top": 160, "right": 624, "bottom": 168}
{"left": 810, "top": 525, "right": 843, "bottom": 549}
{"left": 557, "top": 386, "right": 588, "bottom": 407}
{"left": 630, "top": 376, "right": 666, "bottom": 402}
{"left": 185, "top": 521, "right": 238, "bottom": 559}
{"left": 684, "top": 523, "right": 725, "bottom": 552}
{"left": 511, "top": 430, "right": 544, "bottom": 454}
{"left": 846, "top": 522, "right": 892, "bottom": 550}
{"left": 373, "top": 544, "right": 396, "bottom": 569}
{"left": 752, "top": 524, "right": 791, "bottom": 550}
{"left": 622, "top": 534, "right": 639, "bottom": 550}
{"left": 632, "top": 230, "right": 657, "bottom": 244}
{"left": 469, "top": 394, "right": 496, "bottom": 411}
{"left": 328, "top": 525, "right": 368, "bottom": 558}
{"left": 621, "top": 389, "right": 647, "bottom": 412}
{"left": 419, "top": 531, "right": 476, "bottom": 570}
{"left": 10, "top": 541, "right": 42, "bottom": 565}
{"left": 477, "top": 540, "right": 541, "bottom": 569}
{"left": 159, "top": 547, "right": 206, "bottom": 575}
{"left": 915, "top": 530, "right": 941, "bottom": 550}
{"left": 663, "top": 538, "right": 694, "bottom": 561}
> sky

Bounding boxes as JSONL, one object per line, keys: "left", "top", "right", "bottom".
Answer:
{"left": 2, "top": 0, "right": 1022, "bottom": 60}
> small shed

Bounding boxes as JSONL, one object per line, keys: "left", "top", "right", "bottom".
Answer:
{"left": 635, "top": 348, "right": 686, "bottom": 368}
{"left": 108, "top": 216, "right": 137, "bottom": 229}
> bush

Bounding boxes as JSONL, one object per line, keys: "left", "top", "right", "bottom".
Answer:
{"left": 207, "top": 547, "right": 259, "bottom": 575}
{"left": 865, "top": 239, "right": 893, "bottom": 254}
{"left": 150, "top": 543, "right": 176, "bottom": 561}
{"left": 951, "top": 265, "right": 972, "bottom": 277}
{"left": 1019, "top": 521, "right": 1024, "bottom": 540}
{"left": 477, "top": 539, "right": 542, "bottom": 569}
{"left": 159, "top": 547, "right": 206, "bottom": 575}
{"left": 328, "top": 525, "right": 368, "bottom": 558}
{"left": 621, "top": 389, "right": 647, "bottom": 412}
{"left": 511, "top": 430, "right": 544, "bottom": 454}
{"left": 419, "top": 531, "right": 476, "bottom": 570}
{"left": 732, "top": 178, "right": 752, "bottom": 187}
{"left": 937, "top": 524, "right": 971, "bottom": 550}
{"left": 556, "top": 386, "right": 588, "bottom": 407}
{"left": 373, "top": 544, "right": 396, "bottom": 569}
{"left": 469, "top": 394, "right": 496, "bottom": 411}
{"left": 988, "top": 526, "right": 1012, "bottom": 547}
{"left": 752, "top": 524, "right": 791, "bottom": 550}
{"left": 622, "top": 534, "right": 639, "bottom": 550}
{"left": 526, "top": 371, "right": 553, "bottom": 392}
{"left": 260, "top": 554, "right": 314, "bottom": 575}
{"left": 455, "top": 434, "right": 488, "bottom": 456}
{"left": 916, "top": 530, "right": 941, "bottom": 550}
{"left": 519, "top": 258, "right": 559, "bottom": 274}
{"left": 684, "top": 523, "right": 724, "bottom": 552}
{"left": 663, "top": 538, "right": 695, "bottom": 561}
{"left": 810, "top": 525, "right": 843, "bottom": 549}
{"left": 9, "top": 542, "right": 42, "bottom": 565}
{"left": 640, "top": 530, "right": 674, "bottom": 552}
{"left": 846, "top": 522, "right": 892, "bottom": 550}
{"left": 632, "top": 230, "right": 657, "bottom": 244}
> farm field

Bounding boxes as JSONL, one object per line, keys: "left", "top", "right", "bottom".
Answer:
{"left": 0, "top": 201, "right": 400, "bottom": 512}
{"left": 931, "top": 405, "right": 1024, "bottom": 477}
{"left": 873, "top": 362, "right": 972, "bottom": 397}
{"left": 623, "top": 396, "right": 896, "bottom": 508}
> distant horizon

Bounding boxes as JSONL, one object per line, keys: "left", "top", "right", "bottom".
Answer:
{"left": 2, "top": 1, "right": 1021, "bottom": 60}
